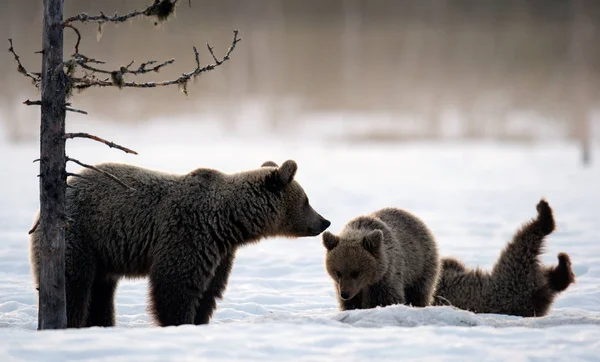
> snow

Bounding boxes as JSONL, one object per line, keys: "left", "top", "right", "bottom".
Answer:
{"left": 1, "top": 118, "right": 599, "bottom": 361}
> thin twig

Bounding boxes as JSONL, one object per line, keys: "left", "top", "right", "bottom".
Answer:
{"left": 23, "top": 99, "right": 42, "bottom": 106}
{"left": 434, "top": 295, "right": 456, "bottom": 308}
{"left": 72, "top": 57, "right": 175, "bottom": 76}
{"left": 67, "top": 157, "right": 135, "bottom": 190}
{"left": 207, "top": 43, "right": 220, "bottom": 64}
{"left": 71, "top": 30, "right": 241, "bottom": 91}
{"left": 73, "top": 54, "right": 106, "bottom": 64}
{"left": 65, "top": 107, "right": 88, "bottom": 115}
{"left": 66, "top": 172, "right": 93, "bottom": 181}
{"left": 8, "top": 40, "right": 42, "bottom": 87}
{"left": 63, "top": 0, "right": 181, "bottom": 25}
{"left": 64, "top": 24, "right": 82, "bottom": 55}
{"left": 127, "top": 59, "right": 176, "bottom": 75}
{"left": 65, "top": 132, "right": 138, "bottom": 154}
{"left": 24, "top": 99, "right": 88, "bottom": 114}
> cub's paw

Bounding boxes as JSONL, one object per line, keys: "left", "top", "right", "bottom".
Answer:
{"left": 536, "top": 198, "right": 555, "bottom": 235}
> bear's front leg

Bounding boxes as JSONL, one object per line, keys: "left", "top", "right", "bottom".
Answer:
{"left": 194, "top": 249, "right": 236, "bottom": 325}
{"left": 339, "top": 293, "right": 363, "bottom": 311}
{"left": 149, "top": 248, "right": 217, "bottom": 327}
{"left": 366, "top": 281, "right": 406, "bottom": 309}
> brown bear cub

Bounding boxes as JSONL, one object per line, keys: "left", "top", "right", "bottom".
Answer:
{"left": 29, "top": 160, "right": 330, "bottom": 328}
{"left": 434, "top": 199, "right": 576, "bottom": 317}
{"left": 322, "top": 208, "right": 440, "bottom": 311}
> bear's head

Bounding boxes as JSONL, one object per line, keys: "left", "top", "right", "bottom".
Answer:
{"left": 322, "top": 229, "right": 387, "bottom": 300}
{"left": 261, "top": 160, "right": 331, "bottom": 238}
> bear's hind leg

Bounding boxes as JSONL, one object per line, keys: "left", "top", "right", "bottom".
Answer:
{"left": 545, "top": 252, "right": 576, "bottom": 293}
{"left": 194, "top": 252, "right": 235, "bottom": 325}
{"left": 65, "top": 246, "right": 96, "bottom": 328}
{"left": 149, "top": 249, "right": 216, "bottom": 327}
{"left": 85, "top": 275, "right": 118, "bottom": 327}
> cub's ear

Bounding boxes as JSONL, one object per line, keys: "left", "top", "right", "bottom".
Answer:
{"left": 261, "top": 161, "right": 278, "bottom": 168}
{"left": 322, "top": 231, "right": 339, "bottom": 251}
{"left": 277, "top": 159, "right": 298, "bottom": 186}
{"left": 362, "top": 229, "right": 383, "bottom": 255}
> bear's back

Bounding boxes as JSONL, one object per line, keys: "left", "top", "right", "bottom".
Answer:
{"left": 66, "top": 163, "right": 186, "bottom": 235}
{"left": 62, "top": 163, "right": 223, "bottom": 275}
{"left": 371, "top": 208, "right": 438, "bottom": 284}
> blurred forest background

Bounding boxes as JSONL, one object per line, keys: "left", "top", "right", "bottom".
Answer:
{"left": 1, "top": 0, "right": 598, "bottom": 157}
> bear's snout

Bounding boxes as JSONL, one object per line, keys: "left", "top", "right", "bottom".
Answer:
{"left": 340, "top": 291, "right": 350, "bottom": 300}
{"left": 308, "top": 217, "right": 330, "bottom": 236}
{"left": 320, "top": 218, "right": 331, "bottom": 231}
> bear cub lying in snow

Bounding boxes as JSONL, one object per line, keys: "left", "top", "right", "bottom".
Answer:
{"left": 30, "top": 159, "right": 330, "bottom": 328}
{"left": 433, "top": 199, "right": 575, "bottom": 317}
{"left": 322, "top": 207, "right": 440, "bottom": 310}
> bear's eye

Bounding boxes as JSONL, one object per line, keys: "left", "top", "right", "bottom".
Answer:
{"left": 350, "top": 271, "right": 360, "bottom": 279}
{"left": 335, "top": 271, "right": 341, "bottom": 279}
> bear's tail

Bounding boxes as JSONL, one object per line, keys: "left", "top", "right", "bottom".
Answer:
{"left": 545, "top": 252, "right": 576, "bottom": 293}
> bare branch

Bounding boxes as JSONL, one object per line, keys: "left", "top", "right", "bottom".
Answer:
{"left": 70, "top": 57, "right": 175, "bottom": 77}
{"left": 64, "top": 24, "right": 82, "bottom": 55}
{"left": 127, "top": 59, "right": 176, "bottom": 75}
{"left": 70, "top": 30, "right": 241, "bottom": 92}
{"left": 63, "top": 0, "right": 181, "bottom": 26}
{"left": 8, "top": 39, "right": 41, "bottom": 87}
{"left": 206, "top": 43, "right": 220, "bottom": 65}
{"left": 23, "top": 99, "right": 42, "bottom": 106}
{"left": 66, "top": 172, "right": 92, "bottom": 181}
{"left": 24, "top": 99, "right": 88, "bottom": 114}
{"left": 65, "top": 106, "right": 88, "bottom": 115}
{"left": 67, "top": 157, "right": 135, "bottom": 190}
{"left": 65, "top": 132, "right": 138, "bottom": 155}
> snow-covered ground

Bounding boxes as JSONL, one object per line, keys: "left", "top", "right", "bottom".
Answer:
{"left": 0, "top": 118, "right": 599, "bottom": 361}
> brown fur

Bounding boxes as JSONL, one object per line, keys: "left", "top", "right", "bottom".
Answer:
{"left": 323, "top": 208, "right": 440, "bottom": 311}
{"left": 29, "top": 159, "right": 330, "bottom": 328}
{"left": 434, "top": 199, "right": 575, "bottom": 317}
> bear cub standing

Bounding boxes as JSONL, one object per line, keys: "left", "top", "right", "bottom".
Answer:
{"left": 434, "top": 199, "right": 575, "bottom": 317}
{"left": 322, "top": 207, "right": 440, "bottom": 311}
{"left": 30, "top": 159, "right": 330, "bottom": 328}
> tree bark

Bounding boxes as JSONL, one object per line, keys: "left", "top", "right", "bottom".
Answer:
{"left": 38, "top": 0, "right": 67, "bottom": 330}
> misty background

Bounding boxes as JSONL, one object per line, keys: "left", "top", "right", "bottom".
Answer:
{"left": 1, "top": 0, "right": 599, "bottom": 161}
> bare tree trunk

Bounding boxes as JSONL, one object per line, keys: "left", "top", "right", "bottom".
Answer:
{"left": 38, "top": 0, "right": 67, "bottom": 330}
{"left": 7, "top": 0, "right": 239, "bottom": 330}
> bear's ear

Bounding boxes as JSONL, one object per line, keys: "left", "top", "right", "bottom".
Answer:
{"left": 322, "top": 231, "right": 339, "bottom": 251}
{"left": 362, "top": 229, "right": 383, "bottom": 255}
{"left": 261, "top": 161, "right": 278, "bottom": 168}
{"left": 277, "top": 159, "right": 297, "bottom": 186}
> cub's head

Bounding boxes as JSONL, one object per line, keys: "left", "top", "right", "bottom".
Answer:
{"left": 322, "top": 229, "right": 387, "bottom": 300}
{"left": 261, "top": 160, "right": 330, "bottom": 238}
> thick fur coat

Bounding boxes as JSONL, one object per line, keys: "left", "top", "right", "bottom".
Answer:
{"left": 30, "top": 160, "right": 330, "bottom": 328}
{"left": 322, "top": 208, "right": 440, "bottom": 310}
{"left": 434, "top": 199, "right": 575, "bottom": 317}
